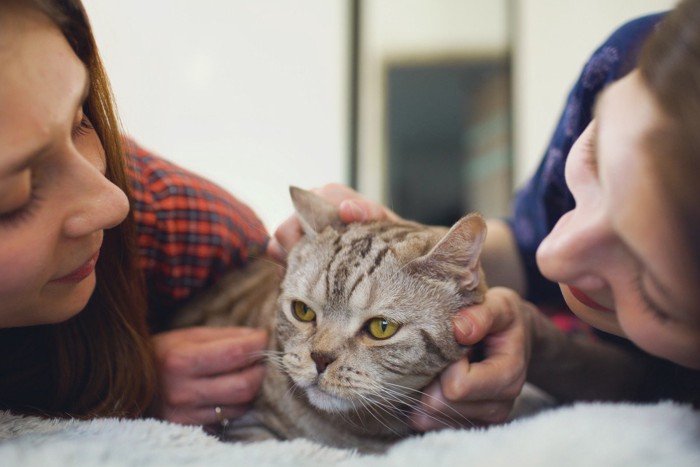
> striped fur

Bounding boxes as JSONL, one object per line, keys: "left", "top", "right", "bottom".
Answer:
{"left": 174, "top": 187, "right": 487, "bottom": 452}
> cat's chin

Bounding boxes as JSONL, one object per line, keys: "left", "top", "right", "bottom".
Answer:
{"left": 305, "top": 385, "right": 354, "bottom": 413}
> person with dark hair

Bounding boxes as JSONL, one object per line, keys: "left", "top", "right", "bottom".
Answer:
{"left": 270, "top": 0, "right": 700, "bottom": 428}
{"left": 0, "top": 0, "right": 269, "bottom": 425}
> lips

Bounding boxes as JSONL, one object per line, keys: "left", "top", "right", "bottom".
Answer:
{"left": 567, "top": 285, "right": 615, "bottom": 313}
{"left": 52, "top": 250, "right": 100, "bottom": 284}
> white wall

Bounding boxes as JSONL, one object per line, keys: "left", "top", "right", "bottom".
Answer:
{"left": 82, "top": 0, "right": 679, "bottom": 228}
{"left": 82, "top": 0, "right": 349, "bottom": 231}
{"left": 512, "top": 0, "right": 676, "bottom": 187}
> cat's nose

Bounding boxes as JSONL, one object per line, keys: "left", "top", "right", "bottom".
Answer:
{"left": 311, "top": 351, "right": 336, "bottom": 374}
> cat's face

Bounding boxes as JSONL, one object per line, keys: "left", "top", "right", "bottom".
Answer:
{"left": 274, "top": 188, "right": 487, "bottom": 413}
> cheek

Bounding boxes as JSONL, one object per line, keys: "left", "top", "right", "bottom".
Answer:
{"left": 0, "top": 230, "right": 58, "bottom": 327}
{"left": 616, "top": 307, "right": 700, "bottom": 369}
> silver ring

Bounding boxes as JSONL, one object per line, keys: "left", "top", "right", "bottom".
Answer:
{"left": 214, "top": 406, "right": 230, "bottom": 428}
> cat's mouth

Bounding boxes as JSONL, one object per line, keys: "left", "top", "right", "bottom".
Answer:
{"left": 304, "top": 384, "right": 354, "bottom": 413}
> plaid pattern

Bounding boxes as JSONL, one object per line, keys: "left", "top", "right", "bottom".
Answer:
{"left": 125, "top": 140, "right": 269, "bottom": 331}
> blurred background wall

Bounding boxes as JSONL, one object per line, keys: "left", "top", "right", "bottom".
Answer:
{"left": 83, "top": 0, "right": 674, "bottom": 230}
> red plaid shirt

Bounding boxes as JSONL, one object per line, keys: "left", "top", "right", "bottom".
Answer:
{"left": 125, "top": 140, "right": 269, "bottom": 331}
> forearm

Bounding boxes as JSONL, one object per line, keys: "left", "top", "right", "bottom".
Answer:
{"left": 526, "top": 307, "right": 649, "bottom": 403}
{"left": 481, "top": 219, "right": 526, "bottom": 295}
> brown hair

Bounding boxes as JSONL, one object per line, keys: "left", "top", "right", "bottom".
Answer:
{"left": 638, "top": 0, "right": 700, "bottom": 285}
{"left": 0, "top": 0, "right": 157, "bottom": 418}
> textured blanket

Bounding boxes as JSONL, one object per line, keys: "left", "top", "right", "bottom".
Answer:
{"left": 1, "top": 402, "right": 698, "bottom": 467}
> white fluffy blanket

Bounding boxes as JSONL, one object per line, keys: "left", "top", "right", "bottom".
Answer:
{"left": 1, "top": 402, "right": 698, "bottom": 467}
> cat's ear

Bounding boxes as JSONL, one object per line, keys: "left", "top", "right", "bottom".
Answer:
{"left": 290, "top": 186, "right": 342, "bottom": 237}
{"left": 412, "top": 214, "right": 487, "bottom": 291}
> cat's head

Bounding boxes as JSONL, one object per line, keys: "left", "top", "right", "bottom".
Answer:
{"left": 276, "top": 187, "right": 487, "bottom": 414}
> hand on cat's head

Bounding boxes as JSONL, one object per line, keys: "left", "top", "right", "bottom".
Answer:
{"left": 267, "top": 183, "right": 400, "bottom": 263}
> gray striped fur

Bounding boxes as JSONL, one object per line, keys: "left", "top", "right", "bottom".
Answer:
{"left": 173, "top": 187, "right": 487, "bottom": 453}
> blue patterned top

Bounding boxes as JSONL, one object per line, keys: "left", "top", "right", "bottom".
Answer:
{"left": 507, "top": 13, "right": 665, "bottom": 305}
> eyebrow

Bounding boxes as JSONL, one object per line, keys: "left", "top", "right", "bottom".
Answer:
{"left": 1, "top": 67, "right": 90, "bottom": 176}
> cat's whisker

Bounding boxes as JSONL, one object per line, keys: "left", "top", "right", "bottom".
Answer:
{"left": 245, "top": 349, "right": 286, "bottom": 369}
{"left": 375, "top": 386, "right": 468, "bottom": 431}
{"left": 249, "top": 349, "right": 282, "bottom": 358}
{"left": 256, "top": 255, "right": 288, "bottom": 272}
{"left": 353, "top": 382, "right": 416, "bottom": 428}
{"left": 334, "top": 398, "right": 367, "bottom": 432}
{"left": 363, "top": 379, "right": 463, "bottom": 429}
{"left": 383, "top": 382, "right": 476, "bottom": 428}
{"left": 282, "top": 378, "right": 303, "bottom": 402}
{"left": 175, "top": 187, "right": 488, "bottom": 450}
{"left": 354, "top": 392, "right": 404, "bottom": 437}
{"left": 348, "top": 398, "right": 369, "bottom": 430}
{"left": 233, "top": 349, "right": 275, "bottom": 367}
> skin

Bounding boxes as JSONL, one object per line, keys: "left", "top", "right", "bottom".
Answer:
{"left": 267, "top": 70, "right": 700, "bottom": 427}
{"left": 0, "top": 5, "right": 267, "bottom": 426}
{"left": 537, "top": 70, "right": 700, "bottom": 370}
{"left": 0, "top": 6, "right": 128, "bottom": 327}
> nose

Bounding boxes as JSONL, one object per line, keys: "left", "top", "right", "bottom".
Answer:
{"left": 537, "top": 207, "right": 615, "bottom": 288}
{"left": 311, "top": 351, "right": 336, "bottom": 374}
{"left": 62, "top": 157, "right": 130, "bottom": 239}
{"left": 536, "top": 121, "right": 616, "bottom": 288}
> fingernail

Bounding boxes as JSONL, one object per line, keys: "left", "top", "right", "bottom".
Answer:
{"left": 454, "top": 315, "right": 473, "bottom": 339}
{"left": 344, "top": 200, "right": 366, "bottom": 222}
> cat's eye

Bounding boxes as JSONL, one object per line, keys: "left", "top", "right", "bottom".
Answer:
{"left": 292, "top": 300, "right": 316, "bottom": 322}
{"left": 365, "top": 317, "right": 400, "bottom": 340}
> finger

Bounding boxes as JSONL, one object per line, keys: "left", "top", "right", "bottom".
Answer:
{"left": 410, "top": 402, "right": 512, "bottom": 431}
{"left": 163, "top": 326, "right": 267, "bottom": 344}
{"left": 164, "top": 363, "right": 266, "bottom": 408}
{"left": 440, "top": 353, "right": 526, "bottom": 401}
{"left": 311, "top": 183, "right": 361, "bottom": 204}
{"left": 270, "top": 215, "right": 305, "bottom": 262}
{"left": 266, "top": 238, "right": 288, "bottom": 264}
{"left": 311, "top": 183, "right": 399, "bottom": 224}
{"left": 453, "top": 287, "right": 520, "bottom": 345}
{"left": 338, "top": 199, "right": 369, "bottom": 223}
{"left": 202, "top": 364, "right": 266, "bottom": 406}
{"left": 337, "top": 199, "right": 398, "bottom": 224}
{"left": 410, "top": 385, "right": 514, "bottom": 431}
{"left": 163, "top": 403, "right": 250, "bottom": 426}
{"left": 163, "top": 330, "right": 268, "bottom": 377}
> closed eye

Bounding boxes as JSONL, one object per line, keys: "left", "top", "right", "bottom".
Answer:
{"left": 0, "top": 178, "right": 43, "bottom": 228}
{"left": 72, "top": 115, "right": 94, "bottom": 139}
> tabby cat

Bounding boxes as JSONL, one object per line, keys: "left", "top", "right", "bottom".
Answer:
{"left": 174, "top": 187, "right": 487, "bottom": 453}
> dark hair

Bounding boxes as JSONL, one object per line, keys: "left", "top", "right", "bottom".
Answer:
{"left": 0, "top": 0, "right": 157, "bottom": 418}
{"left": 638, "top": 0, "right": 700, "bottom": 285}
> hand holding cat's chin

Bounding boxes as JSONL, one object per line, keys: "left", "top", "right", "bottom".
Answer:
{"left": 410, "top": 287, "right": 533, "bottom": 430}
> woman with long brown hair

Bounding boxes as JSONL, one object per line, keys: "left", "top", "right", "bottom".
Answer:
{"left": 0, "top": 0, "right": 268, "bottom": 424}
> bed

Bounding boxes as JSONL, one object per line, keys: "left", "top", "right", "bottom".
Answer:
{"left": 1, "top": 401, "right": 698, "bottom": 466}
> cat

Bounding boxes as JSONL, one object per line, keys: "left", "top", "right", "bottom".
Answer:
{"left": 173, "top": 186, "right": 488, "bottom": 453}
